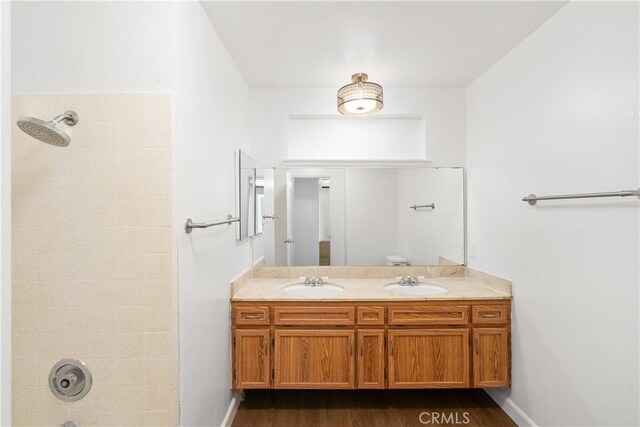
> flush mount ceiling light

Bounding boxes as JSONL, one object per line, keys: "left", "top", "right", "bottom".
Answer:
{"left": 337, "top": 73, "right": 383, "bottom": 116}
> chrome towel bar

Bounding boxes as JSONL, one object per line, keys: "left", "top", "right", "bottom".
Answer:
{"left": 523, "top": 189, "right": 640, "bottom": 205}
{"left": 410, "top": 203, "right": 435, "bottom": 210}
{"left": 185, "top": 215, "right": 240, "bottom": 233}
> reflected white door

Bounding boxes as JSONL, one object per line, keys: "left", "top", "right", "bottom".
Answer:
{"left": 291, "top": 178, "right": 320, "bottom": 266}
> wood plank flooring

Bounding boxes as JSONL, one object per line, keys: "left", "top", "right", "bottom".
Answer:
{"left": 232, "top": 389, "right": 517, "bottom": 427}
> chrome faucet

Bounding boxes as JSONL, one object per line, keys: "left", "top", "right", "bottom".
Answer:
{"left": 397, "top": 276, "right": 420, "bottom": 286}
{"left": 302, "top": 276, "right": 325, "bottom": 286}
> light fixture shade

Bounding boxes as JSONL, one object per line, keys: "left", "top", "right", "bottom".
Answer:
{"left": 337, "top": 73, "right": 383, "bottom": 115}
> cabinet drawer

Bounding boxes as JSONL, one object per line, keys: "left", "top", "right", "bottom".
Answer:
{"left": 388, "top": 305, "right": 469, "bottom": 326}
{"left": 472, "top": 305, "right": 509, "bottom": 325}
{"left": 234, "top": 306, "right": 270, "bottom": 326}
{"left": 274, "top": 306, "right": 355, "bottom": 326}
{"left": 357, "top": 306, "right": 385, "bottom": 325}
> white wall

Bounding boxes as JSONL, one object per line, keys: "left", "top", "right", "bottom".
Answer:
{"left": 397, "top": 168, "right": 464, "bottom": 265}
{"left": 288, "top": 115, "right": 426, "bottom": 161}
{"left": 250, "top": 88, "right": 466, "bottom": 168}
{"left": 344, "top": 169, "right": 399, "bottom": 265}
{"left": 0, "top": 1, "right": 10, "bottom": 423}
{"left": 466, "top": 2, "right": 639, "bottom": 426}
{"left": 175, "top": 3, "right": 257, "bottom": 425}
{"left": 11, "top": 1, "right": 177, "bottom": 93}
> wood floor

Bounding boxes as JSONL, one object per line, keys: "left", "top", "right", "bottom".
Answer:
{"left": 232, "top": 389, "right": 517, "bottom": 427}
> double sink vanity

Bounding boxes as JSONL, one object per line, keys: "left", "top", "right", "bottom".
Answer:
{"left": 231, "top": 265, "right": 512, "bottom": 391}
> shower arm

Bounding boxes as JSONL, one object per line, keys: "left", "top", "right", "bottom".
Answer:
{"left": 50, "top": 111, "right": 79, "bottom": 126}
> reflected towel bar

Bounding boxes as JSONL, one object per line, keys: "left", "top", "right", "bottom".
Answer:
{"left": 522, "top": 189, "right": 640, "bottom": 206}
{"left": 410, "top": 203, "right": 435, "bottom": 210}
{"left": 185, "top": 215, "right": 240, "bottom": 233}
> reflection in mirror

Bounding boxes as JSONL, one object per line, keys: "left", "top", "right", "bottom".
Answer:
{"left": 255, "top": 172, "right": 265, "bottom": 235}
{"left": 237, "top": 150, "right": 256, "bottom": 241}
{"left": 256, "top": 167, "right": 465, "bottom": 266}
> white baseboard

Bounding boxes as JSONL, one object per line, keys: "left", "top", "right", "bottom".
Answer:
{"left": 484, "top": 389, "right": 537, "bottom": 427}
{"left": 221, "top": 389, "right": 244, "bottom": 427}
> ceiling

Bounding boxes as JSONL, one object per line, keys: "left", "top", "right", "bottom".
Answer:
{"left": 201, "top": 1, "right": 567, "bottom": 88}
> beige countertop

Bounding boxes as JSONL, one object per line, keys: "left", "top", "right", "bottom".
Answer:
{"left": 231, "top": 276, "right": 511, "bottom": 302}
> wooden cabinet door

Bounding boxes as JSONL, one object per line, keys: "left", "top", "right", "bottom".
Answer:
{"left": 274, "top": 330, "right": 355, "bottom": 389}
{"left": 388, "top": 329, "right": 470, "bottom": 388}
{"left": 233, "top": 329, "right": 270, "bottom": 389}
{"left": 357, "top": 330, "right": 385, "bottom": 389}
{"left": 473, "top": 328, "right": 510, "bottom": 387}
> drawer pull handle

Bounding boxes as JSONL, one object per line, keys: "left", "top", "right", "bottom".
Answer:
{"left": 480, "top": 313, "right": 499, "bottom": 318}
{"left": 242, "top": 313, "right": 263, "bottom": 319}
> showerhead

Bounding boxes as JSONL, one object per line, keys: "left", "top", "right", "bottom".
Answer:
{"left": 16, "top": 110, "right": 79, "bottom": 147}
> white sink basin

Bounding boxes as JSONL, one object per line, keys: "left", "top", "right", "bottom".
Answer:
{"left": 283, "top": 283, "right": 344, "bottom": 297}
{"left": 384, "top": 283, "right": 448, "bottom": 296}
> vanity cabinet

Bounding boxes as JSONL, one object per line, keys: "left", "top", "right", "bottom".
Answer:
{"left": 233, "top": 329, "right": 270, "bottom": 388}
{"left": 473, "top": 328, "right": 510, "bottom": 387}
{"left": 357, "top": 329, "right": 385, "bottom": 389}
{"left": 388, "top": 329, "right": 470, "bottom": 388}
{"left": 274, "top": 330, "right": 355, "bottom": 389}
{"left": 231, "top": 300, "right": 511, "bottom": 390}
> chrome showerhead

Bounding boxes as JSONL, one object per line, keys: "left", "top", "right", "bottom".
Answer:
{"left": 16, "top": 110, "right": 79, "bottom": 147}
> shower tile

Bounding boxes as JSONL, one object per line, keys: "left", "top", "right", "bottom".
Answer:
{"left": 145, "top": 385, "right": 174, "bottom": 412}
{"left": 12, "top": 360, "right": 39, "bottom": 387}
{"left": 116, "top": 147, "right": 171, "bottom": 174}
{"left": 144, "top": 411, "right": 177, "bottom": 427}
{"left": 13, "top": 227, "right": 66, "bottom": 255}
{"left": 63, "top": 174, "right": 119, "bottom": 201}
{"left": 144, "top": 333, "right": 174, "bottom": 359}
{"left": 117, "top": 280, "right": 173, "bottom": 306}
{"left": 12, "top": 333, "right": 39, "bottom": 360}
{"left": 12, "top": 139, "right": 65, "bottom": 174}
{"left": 141, "top": 94, "right": 173, "bottom": 122}
{"left": 144, "top": 358, "right": 172, "bottom": 385}
{"left": 63, "top": 201, "right": 118, "bottom": 227}
{"left": 12, "top": 94, "right": 177, "bottom": 423}
{"left": 115, "top": 121, "right": 171, "bottom": 148}
{"left": 112, "top": 333, "right": 146, "bottom": 359}
{"left": 13, "top": 411, "right": 69, "bottom": 427}
{"left": 116, "top": 253, "right": 171, "bottom": 280}
{"left": 70, "top": 120, "right": 117, "bottom": 148}
{"left": 13, "top": 307, "right": 39, "bottom": 334}
{"left": 63, "top": 147, "right": 119, "bottom": 175}
{"left": 116, "top": 359, "right": 146, "bottom": 385}
{"left": 38, "top": 281, "right": 115, "bottom": 307}
{"left": 12, "top": 201, "right": 65, "bottom": 227}
{"left": 82, "top": 306, "right": 118, "bottom": 333}
{"left": 116, "top": 201, "right": 171, "bottom": 227}
{"left": 117, "top": 306, "right": 149, "bottom": 332}
{"left": 12, "top": 173, "right": 66, "bottom": 201}
{"left": 116, "top": 227, "right": 171, "bottom": 253}
{"left": 37, "top": 307, "right": 81, "bottom": 333}
{"left": 38, "top": 253, "right": 119, "bottom": 281}
{"left": 12, "top": 281, "right": 38, "bottom": 310}
{"left": 144, "top": 306, "right": 173, "bottom": 333}
{"left": 66, "top": 227, "right": 118, "bottom": 253}
{"left": 116, "top": 173, "right": 171, "bottom": 200}
{"left": 37, "top": 386, "right": 67, "bottom": 412}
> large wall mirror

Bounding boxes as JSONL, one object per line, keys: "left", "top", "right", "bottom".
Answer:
{"left": 253, "top": 167, "right": 466, "bottom": 266}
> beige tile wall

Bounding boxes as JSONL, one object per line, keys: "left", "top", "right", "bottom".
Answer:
{"left": 11, "top": 94, "right": 178, "bottom": 427}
